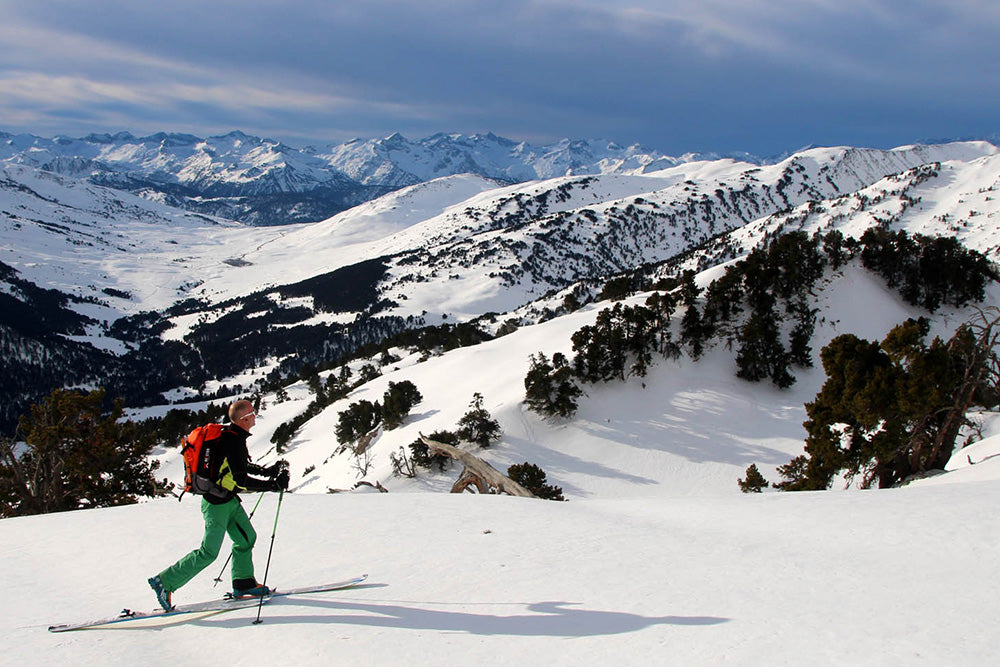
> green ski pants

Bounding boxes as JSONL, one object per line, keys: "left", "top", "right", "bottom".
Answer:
{"left": 158, "top": 497, "right": 257, "bottom": 592}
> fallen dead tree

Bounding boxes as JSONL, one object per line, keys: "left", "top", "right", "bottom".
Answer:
{"left": 419, "top": 434, "right": 536, "bottom": 498}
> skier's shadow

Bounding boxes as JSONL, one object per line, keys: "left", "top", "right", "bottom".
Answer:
{"left": 202, "top": 589, "right": 728, "bottom": 636}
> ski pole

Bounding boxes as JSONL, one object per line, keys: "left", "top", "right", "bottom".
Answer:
{"left": 253, "top": 488, "right": 284, "bottom": 625}
{"left": 213, "top": 492, "right": 265, "bottom": 586}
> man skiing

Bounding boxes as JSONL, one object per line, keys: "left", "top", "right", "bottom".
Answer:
{"left": 148, "top": 399, "right": 289, "bottom": 611}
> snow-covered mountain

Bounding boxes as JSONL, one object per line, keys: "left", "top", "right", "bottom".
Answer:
{"left": 3, "top": 139, "right": 999, "bottom": 430}
{"left": 0, "top": 130, "right": 686, "bottom": 225}
{"left": 317, "top": 132, "right": 689, "bottom": 186}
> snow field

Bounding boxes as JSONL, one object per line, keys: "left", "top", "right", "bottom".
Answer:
{"left": 5, "top": 479, "right": 999, "bottom": 665}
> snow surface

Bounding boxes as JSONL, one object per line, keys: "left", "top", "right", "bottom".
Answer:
{"left": 4, "top": 464, "right": 999, "bottom": 664}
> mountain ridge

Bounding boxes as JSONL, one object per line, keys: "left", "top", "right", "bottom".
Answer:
{"left": 0, "top": 130, "right": 698, "bottom": 225}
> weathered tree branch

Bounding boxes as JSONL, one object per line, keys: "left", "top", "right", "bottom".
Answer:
{"left": 419, "top": 434, "right": 536, "bottom": 498}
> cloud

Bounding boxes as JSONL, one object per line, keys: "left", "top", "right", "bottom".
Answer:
{"left": 0, "top": 1, "right": 997, "bottom": 153}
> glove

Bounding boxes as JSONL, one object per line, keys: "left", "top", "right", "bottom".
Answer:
{"left": 272, "top": 468, "right": 290, "bottom": 491}
{"left": 263, "top": 460, "right": 288, "bottom": 477}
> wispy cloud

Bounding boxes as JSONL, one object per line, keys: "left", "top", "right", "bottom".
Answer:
{"left": 0, "top": 0, "right": 997, "bottom": 154}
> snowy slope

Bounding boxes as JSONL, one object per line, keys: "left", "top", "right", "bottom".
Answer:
{"left": 9, "top": 269, "right": 993, "bottom": 663}
{"left": 7, "top": 265, "right": 1000, "bottom": 660}
{"left": 0, "top": 167, "right": 498, "bottom": 313}
{"left": 0, "top": 163, "right": 264, "bottom": 311}
{"left": 191, "top": 140, "right": 1000, "bottom": 323}
{"left": 3, "top": 446, "right": 999, "bottom": 665}
{"left": 692, "top": 149, "right": 1000, "bottom": 270}
{"left": 4, "top": 140, "right": 995, "bottom": 321}
{"left": 137, "top": 258, "right": 999, "bottom": 501}
{"left": 5, "top": 139, "right": 999, "bottom": 432}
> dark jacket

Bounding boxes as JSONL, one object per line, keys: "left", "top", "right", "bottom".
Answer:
{"left": 206, "top": 424, "right": 274, "bottom": 504}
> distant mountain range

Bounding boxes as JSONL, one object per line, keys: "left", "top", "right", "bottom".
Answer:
{"left": 0, "top": 130, "right": 703, "bottom": 225}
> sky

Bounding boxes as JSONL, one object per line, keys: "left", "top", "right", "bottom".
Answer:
{"left": 1, "top": 0, "right": 998, "bottom": 157}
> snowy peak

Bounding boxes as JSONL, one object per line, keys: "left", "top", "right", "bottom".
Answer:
{"left": 1, "top": 130, "right": 693, "bottom": 224}
{"left": 321, "top": 132, "right": 688, "bottom": 187}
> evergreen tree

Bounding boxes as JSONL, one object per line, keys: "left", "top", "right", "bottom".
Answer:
{"left": 381, "top": 380, "right": 423, "bottom": 430}
{"left": 702, "top": 268, "right": 744, "bottom": 331}
{"left": 572, "top": 307, "right": 627, "bottom": 381}
{"left": 860, "top": 229, "right": 996, "bottom": 312}
{"left": 768, "top": 231, "right": 825, "bottom": 301}
{"left": 776, "top": 312, "right": 1000, "bottom": 490}
{"left": 645, "top": 291, "right": 681, "bottom": 356}
{"left": 680, "top": 303, "right": 706, "bottom": 360}
{"left": 507, "top": 462, "right": 565, "bottom": 501}
{"left": 456, "top": 393, "right": 502, "bottom": 447}
{"left": 598, "top": 276, "right": 632, "bottom": 302}
{"left": 335, "top": 399, "right": 382, "bottom": 445}
{"left": 306, "top": 371, "right": 324, "bottom": 402}
{"left": 822, "top": 229, "right": 850, "bottom": 270}
{"left": 787, "top": 296, "right": 817, "bottom": 368}
{"left": 563, "top": 291, "right": 582, "bottom": 313}
{"left": 409, "top": 430, "right": 455, "bottom": 472}
{"left": 735, "top": 300, "right": 795, "bottom": 388}
{"left": 524, "top": 352, "right": 581, "bottom": 418}
{"left": 738, "top": 464, "right": 769, "bottom": 493}
{"left": 679, "top": 270, "right": 701, "bottom": 307}
{"left": 776, "top": 332, "right": 900, "bottom": 490}
{"left": 0, "top": 388, "right": 166, "bottom": 516}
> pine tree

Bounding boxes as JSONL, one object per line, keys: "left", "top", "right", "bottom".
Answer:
{"left": 456, "top": 393, "right": 502, "bottom": 447}
{"left": 381, "top": 380, "right": 422, "bottom": 430}
{"left": 409, "top": 430, "right": 455, "bottom": 471}
{"left": 738, "top": 464, "right": 769, "bottom": 493}
{"left": 680, "top": 303, "right": 707, "bottom": 360}
{"left": 507, "top": 462, "right": 565, "bottom": 501}
{"left": 524, "top": 352, "right": 581, "bottom": 418}
{"left": 822, "top": 229, "right": 849, "bottom": 270}
{"left": 0, "top": 388, "right": 166, "bottom": 516}
{"left": 735, "top": 297, "right": 795, "bottom": 388}
{"left": 335, "top": 400, "right": 382, "bottom": 445}
{"left": 776, "top": 312, "right": 1000, "bottom": 490}
{"left": 787, "top": 296, "right": 817, "bottom": 368}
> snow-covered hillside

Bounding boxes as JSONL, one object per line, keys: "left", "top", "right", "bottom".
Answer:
{"left": 9, "top": 260, "right": 1000, "bottom": 661}
{"left": 3, "top": 138, "right": 1000, "bottom": 431}
{"left": 140, "top": 258, "right": 1000, "bottom": 499}
{"left": 8, "top": 140, "right": 994, "bottom": 319}
{"left": 0, "top": 165, "right": 499, "bottom": 313}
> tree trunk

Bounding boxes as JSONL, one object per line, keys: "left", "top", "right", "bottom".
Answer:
{"left": 451, "top": 469, "right": 491, "bottom": 494}
{"left": 928, "top": 311, "right": 1000, "bottom": 470}
{"left": 419, "top": 435, "right": 536, "bottom": 498}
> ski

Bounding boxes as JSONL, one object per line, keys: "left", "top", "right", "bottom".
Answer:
{"left": 260, "top": 573, "right": 369, "bottom": 599}
{"left": 48, "top": 596, "right": 270, "bottom": 633}
{"left": 48, "top": 574, "right": 367, "bottom": 632}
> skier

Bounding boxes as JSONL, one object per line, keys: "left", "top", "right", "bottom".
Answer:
{"left": 148, "top": 399, "right": 289, "bottom": 611}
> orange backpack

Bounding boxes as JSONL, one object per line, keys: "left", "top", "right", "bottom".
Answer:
{"left": 180, "top": 423, "right": 226, "bottom": 499}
